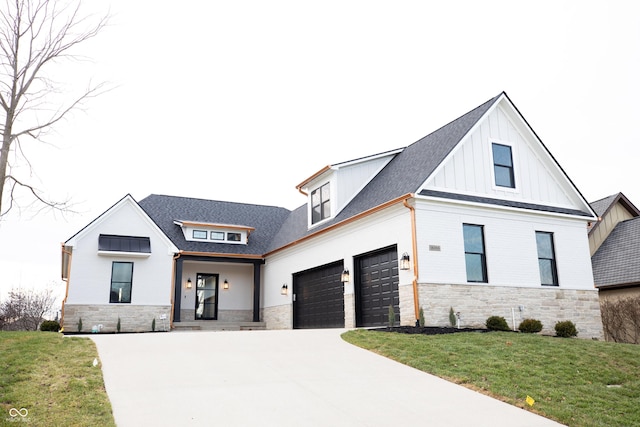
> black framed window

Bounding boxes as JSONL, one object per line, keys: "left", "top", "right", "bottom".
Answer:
{"left": 311, "top": 183, "right": 331, "bottom": 224}
{"left": 227, "top": 232, "right": 241, "bottom": 242}
{"left": 210, "top": 231, "right": 224, "bottom": 240}
{"left": 463, "top": 224, "right": 487, "bottom": 283}
{"left": 192, "top": 230, "right": 207, "bottom": 239}
{"left": 536, "top": 231, "right": 558, "bottom": 286}
{"left": 492, "top": 143, "right": 515, "bottom": 188}
{"left": 110, "top": 262, "right": 133, "bottom": 303}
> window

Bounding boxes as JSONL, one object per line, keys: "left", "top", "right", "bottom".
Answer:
{"left": 311, "top": 183, "right": 331, "bottom": 224}
{"left": 110, "top": 262, "right": 133, "bottom": 303}
{"left": 193, "top": 230, "right": 207, "bottom": 239}
{"left": 492, "top": 143, "right": 515, "bottom": 188}
{"left": 536, "top": 231, "right": 558, "bottom": 286}
{"left": 210, "top": 231, "right": 224, "bottom": 240}
{"left": 227, "top": 232, "right": 241, "bottom": 242}
{"left": 463, "top": 224, "right": 487, "bottom": 283}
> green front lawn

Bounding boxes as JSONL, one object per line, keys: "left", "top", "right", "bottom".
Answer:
{"left": 342, "top": 330, "right": 640, "bottom": 427}
{"left": 0, "top": 332, "right": 115, "bottom": 427}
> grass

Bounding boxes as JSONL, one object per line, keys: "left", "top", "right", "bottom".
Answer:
{"left": 342, "top": 330, "right": 640, "bottom": 427}
{"left": 0, "top": 331, "right": 115, "bottom": 427}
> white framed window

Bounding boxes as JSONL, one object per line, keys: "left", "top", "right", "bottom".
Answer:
{"left": 311, "top": 182, "right": 331, "bottom": 224}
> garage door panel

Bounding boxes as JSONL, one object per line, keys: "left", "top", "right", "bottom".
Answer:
{"left": 293, "top": 261, "right": 344, "bottom": 329}
{"left": 356, "top": 246, "right": 400, "bottom": 327}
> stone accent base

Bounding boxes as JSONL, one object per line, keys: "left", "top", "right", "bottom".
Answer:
{"left": 63, "top": 304, "right": 172, "bottom": 333}
{"left": 399, "top": 283, "right": 417, "bottom": 326}
{"left": 263, "top": 304, "right": 292, "bottom": 329}
{"left": 418, "top": 283, "right": 604, "bottom": 339}
{"left": 344, "top": 293, "right": 355, "bottom": 329}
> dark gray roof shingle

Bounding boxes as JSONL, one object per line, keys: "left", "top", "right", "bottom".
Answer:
{"left": 138, "top": 195, "right": 291, "bottom": 255}
{"left": 592, "top": 217, "right": 640, "bottom": 288}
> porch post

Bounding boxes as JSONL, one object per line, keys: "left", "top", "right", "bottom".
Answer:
{"left": 174, "top": 257, "right": 183, "bottom": 322}
{"left": 252, "top": 261, "right": 261, "bottom": 322}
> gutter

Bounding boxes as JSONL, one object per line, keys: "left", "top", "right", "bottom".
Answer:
{"left": 403, "top": 196, "right": 420, "bottom": 324}
{"left": 60, "top": 244, "right": 73, "bottom": 330}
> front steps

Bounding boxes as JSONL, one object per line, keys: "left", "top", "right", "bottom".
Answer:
{"left": 173, "top": 321, "right": 266, "bottom": 331}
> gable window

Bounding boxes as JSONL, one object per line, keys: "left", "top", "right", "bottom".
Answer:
{"left": 110, "top": 262, "right": 133, "bottom": 303}
{"left": 536, "top": 231, "right": 558, "bottom": 286}
{"left": 311, "top": 183, "right": 331, "bottom": 224}
{"left": 193, "top": 230, "right": 207, "bottom": 239}
{"left": 463, "top": 224, "right": 487, "bottom": 283}
{"left": 492, "top": 143, "right": 515, "bottom": 188}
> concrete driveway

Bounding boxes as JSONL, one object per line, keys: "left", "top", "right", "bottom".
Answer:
{"left": 91, "top": 329, "right": 563, "bottom": 427}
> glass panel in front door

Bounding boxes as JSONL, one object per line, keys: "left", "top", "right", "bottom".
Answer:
{"left": 195, "top": 274, "right": 218, "bottom": 320}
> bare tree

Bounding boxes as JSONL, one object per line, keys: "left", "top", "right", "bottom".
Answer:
{"left": 0, "top": 0, "right": 108, "bottom": 217}
{"left": 0, "top": 287, "right": 57, "bottom": 330}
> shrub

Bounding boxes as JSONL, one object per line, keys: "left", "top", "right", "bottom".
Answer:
{"left": 486, "top": 315, "right": 510, "bottom": 331}
{"left": 418, "top": 307, "right": 425, "bottom": 327}
{"left": 449, "top": 307, "right": 456, "bottom": 327}
{"left": 555, "top": 320, "right": 577, "bottom": 338}
{"left": 77, "top": 317, "right": 83, "bottom": 332}
{"left": 388, "top": 305, "right": 396, "bottom": 328}
{"left": 40, "top": 320, "right": 60, "bottom": 332}
{"left": 117, "top": 317, "right": 121, "bottom": 333}
{"left": 518, "top": 318, "right": 543, "bottom": 333}
{"left": 152, "top": 318, "right": 156, "bottom": 332}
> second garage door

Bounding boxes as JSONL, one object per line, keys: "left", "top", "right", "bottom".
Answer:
{"left": 293, "top": 261, "right": 345, "bottom": 329}
{"left": 355, "top": 246, "right": 400, "bottom": 327}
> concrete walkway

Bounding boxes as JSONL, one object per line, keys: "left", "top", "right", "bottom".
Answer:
{"left": 91, "top": 329, "right": 563, "bottom": 427}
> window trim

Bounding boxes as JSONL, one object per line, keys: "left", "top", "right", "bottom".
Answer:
{"left": 536, "top": 231, "right": 559, "bottom": 286}
{"left": 463, "top": 223, "right": 488, "bottom": 283}
{"left": 311, "top": 182, "right": 331, "bottom": 225}
{"left": 109, "top": 261, "right": 133, "bottom": 304}
{"left": 490, "top": 141, "right": 517, "bottom": 191}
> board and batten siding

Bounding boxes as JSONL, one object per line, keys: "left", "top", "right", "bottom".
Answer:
{"left": 66, "top": 200, "right": 175, "bottom": 306}
{"left": 414, "top": 198, "right": 595, "bottom": 290}
{"left": 263, "top": 204, "right": 413, "bottom": 327}
{"left": 334, "top": 155, "right": 394, "bottom": 213}
{"left": 425, "top": 105, "right": 580, "bottom": 209}
{"left": 589, "top": 202, "right": 636, "bottom": 255}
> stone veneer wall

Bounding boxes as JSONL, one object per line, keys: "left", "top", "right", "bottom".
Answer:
{"left": 399, "top": 284, "right": 417, "bottom": 326}
{"left": 344, "top": 293, "right": 355, "bottom": 329}
{"left": 263, "top": 304, "right": 292, "bottom": 329}
{"left": 418, "top": 283, "right": 604, "bottom": 339}
{"left": 63, "top": 304, "right": 172, "bottom": 333}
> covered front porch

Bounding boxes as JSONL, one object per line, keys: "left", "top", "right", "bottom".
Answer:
{"left": 172, "top": 254, "right": 264, "bottom": 328}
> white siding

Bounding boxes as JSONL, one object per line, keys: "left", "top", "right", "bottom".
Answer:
{"left": 180, "top": 262, "right": 254, "bottom": 311}
{"left": 263, "top": 204, "right": 413, "bottom": 310}
{"left": 424, "top": 104, "right": 585, "bottom": 210}
{"left": 66, "top": 200, "right": 175, "bottom": 306}
{"left": 414, "top": 198, "right": 594, "bottom": 290}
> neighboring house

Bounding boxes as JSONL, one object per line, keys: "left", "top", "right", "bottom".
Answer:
{"left": 61, "top": 92, "right": 604, "bottom": 338}
{"left": 589, "top": 193, "right": 640, "bottom": 342}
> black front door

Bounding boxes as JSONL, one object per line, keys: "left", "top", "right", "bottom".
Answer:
{"left": 195, "top": 273, "right": 219, "bottom": 320}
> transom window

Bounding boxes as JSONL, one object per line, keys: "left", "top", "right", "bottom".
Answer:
{"left": 227, "top": 232, "right": 241, "bottom": 242}
{"left": 492, "top": 143, "right": 515, "bottom": 188}
{"left": 536, "top": 231, "right": 558, "bottom": 286}
{"left": 193, "top": 230, "right": 208, "bottom": 239}
{"left": 210, "top": 231, "right": 225, "bottom": 240}
{"left": 463, "top": 224, "right": 487, "bottom": 283}
{"left": 110, "top": 261, "right": 133, "bottom": 303}
{"left": 311, "top": 182, "right": 331, "bottom": 224}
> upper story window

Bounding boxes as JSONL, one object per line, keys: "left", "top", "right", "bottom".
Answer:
{"left": 536, "top": 231, "right": 558, "bottom": 286}
{"left": 176, "top": 221, "right": 254, "bottom": 245}
{"left": 193, "top": 230, "right": 208, "bottom": 239}
{"left": 311, "top": 183, "right": 331, "bottom": 224}
{"left": 492, "top": 143, "right": 515, "bottom": 188}
{"left": 463, "top": 224, "right": 488, "bottom": 283}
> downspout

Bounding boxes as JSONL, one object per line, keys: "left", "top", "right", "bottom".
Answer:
{"left": 60, "top": 244, "right": 73, "bottom": 330}
{"left": 403, "top": 196, "right": 420, "bottom": 324}
{"left": 170, "top": 252, "right": 181, "bottom": 330}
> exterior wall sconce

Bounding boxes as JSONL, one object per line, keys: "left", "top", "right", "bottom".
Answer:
{"left": 400, "top": 252, "right": 411, "bottom": 270}
{"left": 341, "top": 269, "right": 350, "bottom": 283}
{"left": 281, "top": 284, "right": 288, "bottom": 295}
{"left": 223, "top": 280, "right": 229, "bottom": 290}
{"left": 186, "top": 278, "right": 193, "bottom": 289}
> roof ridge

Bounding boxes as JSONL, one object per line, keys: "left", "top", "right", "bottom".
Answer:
{"left": 143, "top": 194, "right": 290, "bottom": 211}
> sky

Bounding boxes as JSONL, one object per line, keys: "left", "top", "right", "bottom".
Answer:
{"left": 1, "top": 1, "right": 639, "bottom": 305}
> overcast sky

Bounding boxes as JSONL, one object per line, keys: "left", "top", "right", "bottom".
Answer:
{"left": 1, "top": 1, "right": 639, "bottom": 303}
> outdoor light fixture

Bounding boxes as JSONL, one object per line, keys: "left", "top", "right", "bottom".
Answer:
{"left": 281, "top": 284, "right": 288, "bottom": 295}
{"left": 223, "top": 280, "right": 229, "bottom": 290}
{"left": 341, "top": 269, "right": 350, "bottom": 283}
{"left": 186, "top": 278, "right": 193, "bottom": 289}
{"left": 400, "top": 252, "right": 411, "bottom": 270}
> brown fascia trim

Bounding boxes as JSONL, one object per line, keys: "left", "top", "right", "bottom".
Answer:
{"left": 589, "top": 192, "right": 640, "bottom": 236}
{"left": 179, "top": 250, "right": 264, "bottom": 260}
{"left": 295, "top": 165, "right": 331, "bottom": 196}
{"left": 596, "top": 281, "right": 640, "bottom": 291}
{"left": 264, "top": 193, "right": 415, "bottom": 257}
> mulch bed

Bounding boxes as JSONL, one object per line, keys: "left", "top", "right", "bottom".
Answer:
{"left": 373, "top": 326, "right": 493, "bottom": 335}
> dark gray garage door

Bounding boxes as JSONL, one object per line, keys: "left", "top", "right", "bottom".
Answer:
{"left": 293, "top": 261, "right": 345, "bottom": 329}
{"left": 355, "top": 246, "right": 399, "bottom": 327}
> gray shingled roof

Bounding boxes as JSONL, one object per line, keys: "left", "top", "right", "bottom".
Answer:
{"left": 138, "top": 195, "right": 291, "bottom": 255}
{"left": 592, "top": 217, "right": 640, "bottom": 288}
{"left": 590, "top": 194, "right": 618, "bottom": 217}
{"left": 266, "top": 93, "right": 502, "bottom": 252}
